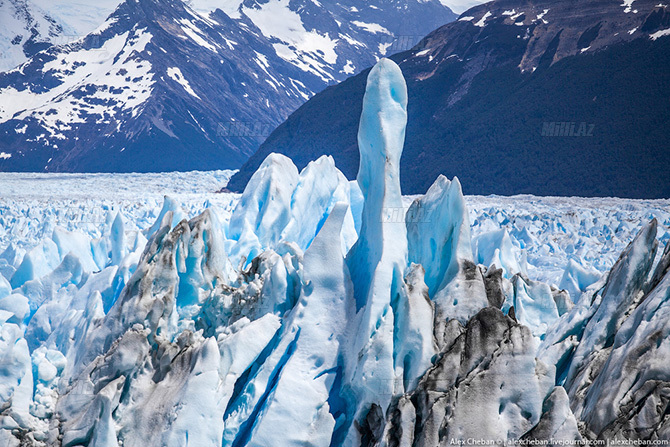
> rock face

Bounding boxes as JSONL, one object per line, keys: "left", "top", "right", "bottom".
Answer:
{"left": 1, "top": 57, "right": 670, "bottom": 447}
{"left": 0, "top": 0, "right": 456, "bottom": 173}
{"left": 227, "top": 0, "right": 670, "bottom": 198}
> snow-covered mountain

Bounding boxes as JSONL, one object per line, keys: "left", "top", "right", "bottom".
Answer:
{"left": 0, "top": 0, "right": 64, "bottom": 72}
{"left": 0, "top": 0, "right": 324, "bottom": 172}
{"left": 228, "top": 0, "right": 670, "bottom": 198}
{"left": 1, "top": 58, "right": 670, "bottom": 446}
{"left": 29, "top": 0, "right": 123, "bottom": 36}
{"left": 0, "top": 0, "right": 456, "bottom": 173}
{"left": 227, "top": 0, "right": 458, "bottom": 83}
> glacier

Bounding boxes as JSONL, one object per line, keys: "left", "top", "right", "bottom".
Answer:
{"left": 0, "top": 59, "right": 669, "bottom": 446}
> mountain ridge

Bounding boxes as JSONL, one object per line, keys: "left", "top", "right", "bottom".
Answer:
{"left": 227, "top": 0, "right": 670, "bottom": 198}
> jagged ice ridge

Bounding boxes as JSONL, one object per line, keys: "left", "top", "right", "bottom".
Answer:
{"left": 1, "top": 59, "right": 670, "bottom": 446}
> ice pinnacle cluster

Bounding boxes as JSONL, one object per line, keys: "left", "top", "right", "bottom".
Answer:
{"left": 1, "top": 59, "right": 669, "bottom": 446}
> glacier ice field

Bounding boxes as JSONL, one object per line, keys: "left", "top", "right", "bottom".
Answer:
{"left": 1, "top": 59, "right": 670, "bottom": 446}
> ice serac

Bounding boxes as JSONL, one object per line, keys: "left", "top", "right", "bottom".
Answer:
{"left": 579, "top": 239, "right": 670, "bottom": 439}
{"left": 472, "top": 228, "right": 523, "bottom": 278}
{"left": 559, "top": 259, "right": 602, "bottom": 302}
{"left": 406, "top": 175, "right": 489, "bottom": 343}
{"left": 0, "top": 323, "right": 34, "bottom": 438}
{"left": 52, "top": 227, "right": 100, "bottom": 273}
{"left": 145, "top": 196, "right": 189, "bottom": 239}
{"left": 505, "top": 274, "right": 561, "bottom": 339}
{"left": 346, "top": 57, "right": 408, "bottom": 307}
{"left": 393, "top": 264, "right": 437, "bottom": 393}
{"left": 10, "top": 239, "right": 61, "bottom": 289}
{"left": 343, "top": 57, "right": 410, "bottom": 446}
{"left": 48, "top": 203, "right": 286, "bottom": 447}
{"left": 226, "top": 152, "right": 358, "bottom": 274}
{"left": 406, "top": 175, "right": 472, "bottom": 296}
{"left": 0, "top": 244, "right": 24, "bottom": 282}
{"left": 538, "top": 219, "right": 670, "bottom": 438}
{"left": 563, "top": 219, "right": 658, "bottom": 415}
{"left": 280, "top": 155, "right": 357, "bottom": 253}
{"left": 245, "top": 203, "right": 352, "bottom": 446}
{"left": 110, "top": 213, "right": 126, "bottom": 267}
{"left": 227, "top": 154, "right": 299, "bottom": 266}
{"left": 57, "top": 208, "right": 229, "bottom": 380}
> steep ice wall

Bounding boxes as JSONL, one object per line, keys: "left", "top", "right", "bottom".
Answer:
{"left": 227, "top": 154, "right": 357, "bottom": 267}
{"left": 540, "top": 219, "right": 670, "bottom": 439}
{"left": 550, "top": 220, "right": 658, "bottom": 411}
{"left": 280, "top": 156, "right": 354, "bottom": 252}
{"left": 381, "top": 307, "right": 567, "bottom": 445}
{"left": 227, "top": 154, "right": 300, "bottom": 265}
{"left": 338, "top": 58, "right": 409, "bottom": 446}
{"left": 581, "top": 262, "right": 670, "bottom": 438}
{"left": 241, "top": 203, "right": 352, "bottom": 447}
{"left": 346, "top": 57, "right": 409, "bottom": 311}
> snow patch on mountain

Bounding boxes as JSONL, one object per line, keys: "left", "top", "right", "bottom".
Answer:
{"left": 243, "top": 0, "right": 338, "bottom": 82}
{"left": 650, "top": 27, "right": 670, "bottom": 39}
{"left": 166, "top": 66, "right": 199, "bottom": 99}
{"left": 474, "top": 10, "right": 492, "bottom": 26}
{"left": 351, "top": 21, "right": 391, "bottom": 34}
{"left": 438, "top": 0, "right": 489, "bottom": 14}
{"left": 30, "top": 0, "right": 122, "bottom": 36}
{"left": 1, "top": 0, "right": 458, "bottom": 172}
